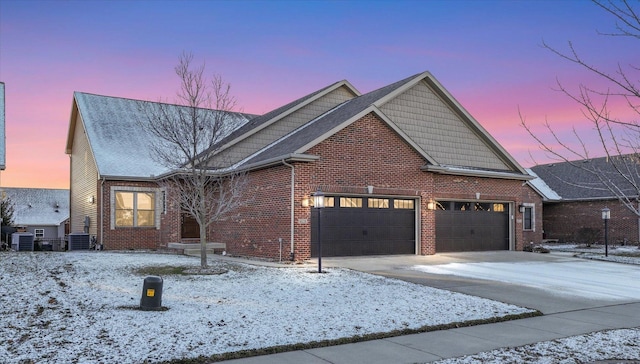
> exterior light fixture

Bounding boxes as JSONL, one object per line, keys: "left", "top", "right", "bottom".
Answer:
{"left": 301, "top": 195, "right": 312, "bottom": 208}
{"left": 601, "top": 207, "right": 610, "bottom": 257}
{"left": 313, "top": 189, "right": 325, "bottom": 273}
{"left": 519, "top": 204, "right": 525, "bottom": 213}
{"left": 427, "top": 200, "right": 436, "bottom": 210}
{"left": 89, "top": 196, "right": 96, "bottom": 204}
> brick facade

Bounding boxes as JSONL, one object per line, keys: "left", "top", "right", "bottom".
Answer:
{"left": 99, "top": 180, "right": 180, "bottom": 250}
{"left": 96, "top": 113, "right": 541, "bottom": 258}
{"left": 543, "top": 200, "right": 639, "bottom": 244}
{"left": 209, "top": 112, "right": 542, "bottom": 260}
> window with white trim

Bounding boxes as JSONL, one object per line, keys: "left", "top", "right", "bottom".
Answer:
{"left": 34, "top": 229, "right": 44, "bottom": 239}
{"left": 115, "top": 191, "right": 156, "bottom": 227}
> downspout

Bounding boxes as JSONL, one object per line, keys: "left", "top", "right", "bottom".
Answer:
{"left": 100, "top": 177, "right": 105, "bottom": 248}
{"left": 282, "top": 160, "right": 295, "bottom": 261}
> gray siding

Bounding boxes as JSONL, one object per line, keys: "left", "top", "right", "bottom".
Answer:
{"left": 70, "top": 115, "right": 98, "bottom": 236}
{"left": 222, "top": 86, "right": 355, "bottom": 165}
{"left": 26, "top": 226, "right": 60, "bottom": 240}
{"left": 380, "top": 80, "right": 510, "bottom": 170}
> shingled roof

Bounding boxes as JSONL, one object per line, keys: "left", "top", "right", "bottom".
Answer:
{"left": 236, "top": 71, "right": 529, "bottom": 180}
{"left": 67, "top": 93, "right": 254, "bottom": 179}
{"left": 68, "top": 71, "right": 530, "bottom": 181}
{"left": 530, "top": 154, "right": 640, "bottom": 201}
{"left": 2, "top": 188, "right": 69, "bottom": 226}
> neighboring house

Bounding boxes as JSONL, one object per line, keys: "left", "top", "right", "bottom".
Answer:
{"left": 530, "top": 155, "right": 640, "bottom": 244}
{"left": 2, "top": 188, "right": 70, "bottom": 241}
{"left": 0, "top": 82, "right": 6, "bottom": 171}
{"left": 65, "top": 71, "right": 540, "bottom": 260}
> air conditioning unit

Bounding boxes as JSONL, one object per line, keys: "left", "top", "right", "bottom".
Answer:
{"left": 11, "top": 233, "right": 34, "bottom": 251}
{"left": 68, "top": 233, "right": 90, "bottom": 251}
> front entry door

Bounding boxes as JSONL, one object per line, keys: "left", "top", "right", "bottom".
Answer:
{"left": 181, "top": 214, "right": 199, "bottom": 239}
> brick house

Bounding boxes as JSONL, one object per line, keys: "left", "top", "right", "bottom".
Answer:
{"left": 530, "top": 155, "right": 640, "bottom": 245}
{"left": 66, "top": 71, "right": 540, "bottom": 260}
{"left": 530, "top": 155, "right": 640, "bottom": 243}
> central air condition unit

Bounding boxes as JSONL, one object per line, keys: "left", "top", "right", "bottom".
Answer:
{"left": 11, "top": 233, "right": 34, "bottom": 251}
{"left": 68, "top": 233, "right": 90, "bottom": 250}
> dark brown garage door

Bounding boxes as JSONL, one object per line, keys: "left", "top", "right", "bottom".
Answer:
{"left": 435, "top": 201, "right": 509, "bottom": 252}
{"left": 311, "top": 196, "right": 416, "bottom": 257}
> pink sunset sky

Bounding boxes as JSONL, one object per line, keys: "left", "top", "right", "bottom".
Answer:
{"left": 0, "top": 0, "right": 637, "bottom": 189}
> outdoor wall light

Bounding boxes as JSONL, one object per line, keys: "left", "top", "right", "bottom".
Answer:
{"left": 89, "top": 196, "right": 96, "bottom": 204}
{"left": 427, "top": 200, "right": 436, "bottom": 210}
{"left": 301, "top": 195, "right": 312, "bottom": 207}
{"left": 312, "top": 190, "right": 325, "bottom": 209}
{"left": 519, "top": 204, "right": 525, "bottom": 213}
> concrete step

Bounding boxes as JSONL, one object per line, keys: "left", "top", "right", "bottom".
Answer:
{"left": 167, "top": 242, "right": 226, "bottom": 257}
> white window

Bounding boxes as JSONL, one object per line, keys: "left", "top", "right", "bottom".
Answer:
{"left": 34, "top": 229, "right": 44, "bottom": 239}
{"left": 110, "top": 186, "right": 162, "bottom": 229}
{"left": 523, "top": 204, "right": 535, "bottom": 231}
{"left": 115, "top": 191, "right": 155, "bottom": 227}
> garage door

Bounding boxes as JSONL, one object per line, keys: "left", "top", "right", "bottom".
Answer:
{"left": 435, "top": 201, "right": 509, "bottom": 252}
{"left": 311, "top": 196, "right": 416, "bottom": 257}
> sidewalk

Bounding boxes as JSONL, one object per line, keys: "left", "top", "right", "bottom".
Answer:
{"left": 220, "top": 304, "right": 640, "bottom": 364}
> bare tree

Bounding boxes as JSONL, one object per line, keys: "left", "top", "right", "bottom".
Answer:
{"left": 521, "top": 0, "right": 640, "bottom": 216}
{"left": 140, "top": 52, "right": 248, "bottom": 267}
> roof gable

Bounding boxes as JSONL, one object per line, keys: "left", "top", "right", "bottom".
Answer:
{"left": 2, "top": 188, "right": 69, "bottom": 226}
{"left": 214, "top": 83, "right": 359, "bottom": 166}
{"left": 215, "top": 80, "right": 360, "bottom": 154}
{"left": 236, "top": 74, "right": 434, "bottom": 168}
{"left": 378, "top": 72, "right": 524, "bottom": 173}
{"left": 66, "top": 92, "right": 252, "bottom": 179}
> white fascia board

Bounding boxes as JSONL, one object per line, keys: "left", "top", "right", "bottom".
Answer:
{"left": 423, "top": 164, "right": 535, "bottom": 181}
{"left": 235, "top": 153, "right": 320, "bottom": 173}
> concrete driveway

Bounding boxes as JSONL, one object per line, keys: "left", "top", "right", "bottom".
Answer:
{"left": 323, "top": 251, "right": 640, "bottom": 314}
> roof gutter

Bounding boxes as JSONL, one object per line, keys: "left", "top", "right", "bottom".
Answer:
{"left": 235, "top": 154, "right": 319, "bottom": 173}
{"left": 147, "top": 154, "right": 320, "bottom": 181}
{"left": 422, "top": 165, "right": 535, "bottom": 181}
{"left": 544, "top": 196, "right": 637, "bottom": 203}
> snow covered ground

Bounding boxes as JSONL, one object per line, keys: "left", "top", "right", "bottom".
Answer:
{"left": 0, "top": 251, "right": 533, "bottom": 364}
{"left": 434, "top": 328, "right": 640, "bottom": 364}
{"left": 418, "top": 246, "right": 640, "bottom": 364}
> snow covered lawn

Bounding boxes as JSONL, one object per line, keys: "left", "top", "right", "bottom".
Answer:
{"left": 0, "top": 252, "right": 534, "bottom": 363}
{"left": 434, "top": 328, "right": 640, "bottom": 363}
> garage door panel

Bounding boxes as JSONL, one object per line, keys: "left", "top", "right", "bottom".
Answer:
{"left": 311, "top": 196, "right": 416, "bottom": 257}
{"left": 436, "top": 205, "right": 509, "bottom": 252}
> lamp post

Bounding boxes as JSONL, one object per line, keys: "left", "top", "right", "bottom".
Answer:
{"left": 313, "top": 189, "right": 325, "bottom": 273}
{"left": 601, "top": 207, "right": 610, "bottom": 257}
